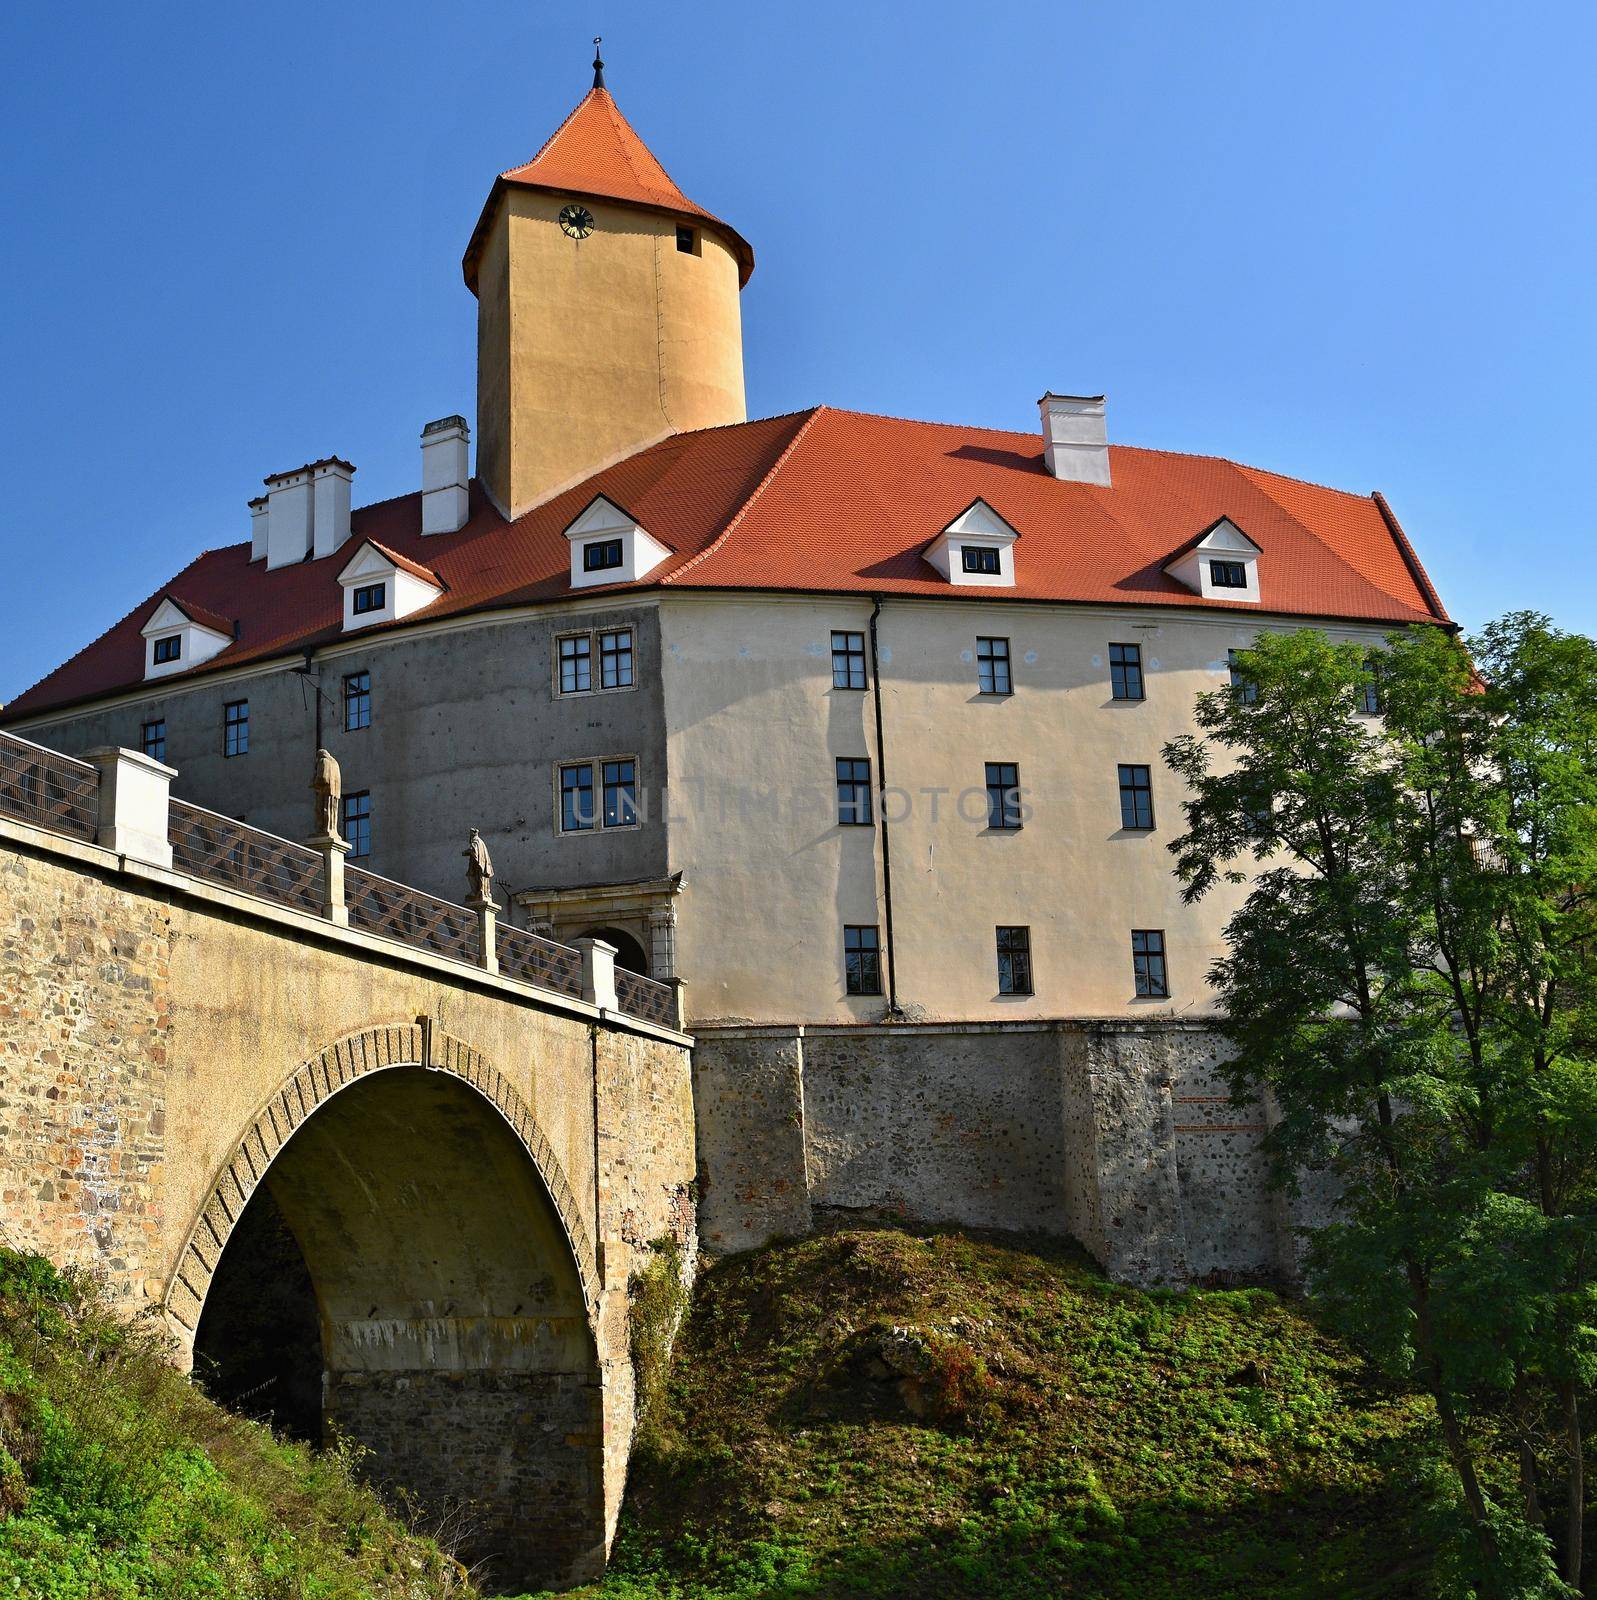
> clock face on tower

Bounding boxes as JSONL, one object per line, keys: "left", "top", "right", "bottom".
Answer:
{"left": 558, "top": 204, "right": 595, "bottom": 240}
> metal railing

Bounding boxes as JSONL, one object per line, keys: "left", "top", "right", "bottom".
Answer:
{"left": 497, "top": 923, "right": 585, "bottom": 999}
{"left": 0, "top": 731, "right": 98, "bottom": 842}
{"left": 345, "top": 865, "right": 479, "bottom": 965}
{"left": 169, "top": 799, "right": 323, "bottom": 916}
{"left": 615, "top": 965, "right": 677, "bottom": 1028}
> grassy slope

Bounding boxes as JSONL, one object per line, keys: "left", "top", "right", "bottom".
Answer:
{"left": 0, "top": 1250, "right": 471, "bottom": 1600}
{"left": 559, "top": 1224, "right": 1442, "bottom": 1600}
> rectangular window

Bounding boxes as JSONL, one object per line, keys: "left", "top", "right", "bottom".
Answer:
{"left": 223, "top": 700, "right": 249, "bottom": 757}
{"left": 152, "top": 635, "right": 181, "bottom": 665}
{"left": 996, "top": 925, "right": 1032, "bottom": 996}
{"left": 961, "top": 546, "right": 1001, "bottom": 575}
{"left": 140, "top": 719, "right": 166, "bottom": 762}
{"left": 599, "top": 629, "right": 634, "bottom": 689}
{"left": 831, "top": 630, "right": 867, "bottom": 690}
{"left": 1209, "top": 560, "right": 1247, "bottom": 588}
{"left": 844, "top": 924, "right": 883, "bottom": 996}
{"left": 560, "top": 763, "right": 595, "bottom": 832}
{"left": 1109, "top": 642, "right": 1144, "bottom": 701}
{"left": 836, "top": 757, "right": 873, "bottom": 826}
{"left": 1132, "top": 929, "right": 1169, "bottom": 998}
{"left": 1359, "top": 657, "right": 1383, "bottom": 716}
{"left": 583, "top": 538, "right": 624, "bottom": 572}
{"left": 341, "top": 791, "right": 371, "bottom": 859}
{"left": 976, "top": 636, "right": 1011, "bottom": 695}
{"left": 1228, "top": 649, "right": 1258, "bottom": 704}
{"left": 602, "top": 758, "right": 638, "bottom": 828}
{"left": 558, "top": 634, "right": 593, "bottom": 694}
{"left": 676, "top": 225, "right": 696, "bottom": 253}
{"left": 985, "top": 761, "right": 1021, "bottom": 830}
{"left": 343, "top": 671, "right": 371, "bottom": 731}
{"left": 352, "top": 582, "right": 386, "bottom": 615}
{"left": 1118, "top": 764, "right": 1155, "bottom": 830}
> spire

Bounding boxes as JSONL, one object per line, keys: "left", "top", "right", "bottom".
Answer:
{"left": 591, "top": 36, "right": 605, "bottom": 90}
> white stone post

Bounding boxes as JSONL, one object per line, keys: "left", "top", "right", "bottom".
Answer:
{"left": 471, "top": 894, "right": 499, "bottom": 975}
{"left": 84, "top": 747, "right": 176, "bottom": 870}
{"left": 310, "top": 831, "right": 351, "bottom": 926}
{"left": 576, "top": 937, "right": 618, "bottom": 1012}
{"left": 669, "top": 977, "right": 687, "bottom": 1031}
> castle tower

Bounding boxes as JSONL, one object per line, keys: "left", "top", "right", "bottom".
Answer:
{"left": 463, "top": 49, "right": 754, "bottom": 520}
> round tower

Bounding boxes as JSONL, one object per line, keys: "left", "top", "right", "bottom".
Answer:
{"left": 463, "top": 49, "right": 754, "bottom": 521}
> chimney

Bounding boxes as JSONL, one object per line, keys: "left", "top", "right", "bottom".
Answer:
{"left": 310, "top": 458, "right": 355, "bottom": 559}
{"left": 1039, "top": 393, "right": 1111, "bottom": 486}
{"left": 248, "top": 496, "right": 269, "bottom": 561}
{"left": 264, "top": 466, "right": 314, "bottom": 569}
{"left": 420, "top": 416, "right": 470, "bottom": 535}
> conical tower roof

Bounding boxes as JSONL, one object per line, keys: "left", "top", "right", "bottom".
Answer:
{"left": 463, "top": 87, "right": 754, "bottom": 292}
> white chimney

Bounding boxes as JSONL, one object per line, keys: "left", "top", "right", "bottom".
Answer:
{"left": 420, "top": 416, "right": 470, "bottom": 535}
{"left": 264, "top": 466, "right": 314, "bottom": 569}
{"left": 311, "top": 457, "right": 355, "bottom": 559}
{"left": 248, "top": 495, "right": 269, "bottom": 561}
{"left": 1039, "top": 393, "right": 1111, "bottom": 486}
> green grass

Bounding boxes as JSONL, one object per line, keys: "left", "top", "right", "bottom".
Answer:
{"left": 0, "top": 1249, "right": 471, "bottom": 1600}
{"left": 546, "top": 1223, "right": 1445, "bottom": 1600}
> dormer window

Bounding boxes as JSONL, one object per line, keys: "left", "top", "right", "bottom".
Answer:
{"left": 924, "top": 499, "right": 1020, "bottom": 588}
{"left": 140, "top": 596, "right": 233, "bottom": 681}
{"left": 563, "top": 495, "right": 670, "bottom": 590}
{"left": 336, "top": 540, "right": 443, "bottom": 633}
{"left": 1164, "top": 517, "right": 1262, "bottom": 603}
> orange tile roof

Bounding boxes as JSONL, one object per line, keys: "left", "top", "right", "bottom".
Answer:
{"left": 0, "top": 406, "right": 1448, "bottom": 722}
{"left": 463, "top": 88, "right": 754, "bottom": 290}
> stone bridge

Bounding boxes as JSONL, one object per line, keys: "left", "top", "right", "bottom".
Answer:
{"left": 0, "top": 732, "right": 696, "bottom": 1591}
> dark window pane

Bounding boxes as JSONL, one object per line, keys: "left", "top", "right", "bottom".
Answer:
{"left": 341, "top": 791, "right": 371, "bottom": 859}
{"left": 602, "top": 758, "right": 637, "bottom": 827}
{"left": 997, "top": 925, "right": 1032, "bottom": 995}
{"left": 352, "top": 582, "right": 385, "bottom": 615}
{"left": 977, "top": 636, "right": 1011, "bottom": 695}
{"left": 836, "top": 757, "right": 873, "bottom": 826}
{"left": 961, "top": 546, "right": 1001, "bottom": 575}
{"left": 599, "top": 629, "right": 633, "bottom": 689}
{"left": 344, "top": 671, "right": 371, "bottom": 731}
{"left": 152, "top": 635, "right": 181, "bottom": 664}
{"left": 1228, "top": 649, "right": 1257, "bottom": 704}
{"left": 1359, "top": 657, "right": 1384, "bottom": 715}
{"left": 985, "top": 761, "right": 1021, "bottom": 830}
{"left": 141, "top": 720, "right": 166, "bottom": 762}
{"left": 831, "top": 630, "right": 867, "bottom": 690}
{"left": 676, "top": 225, "right": 696, "bottom": 253}
{"left": 560, "top": 764, "right": 595, "bottom": 832}
{"left": 223, "top": 700, "right": 249, "bottom": 758}
{"left": 1109, "top": 643, "right": 1144, "bottom": 701}
{"left": 1209, "top": 560, "right": 1247, "bottom": 588}
{"left": 844, "top": 924, "right": 882, "bottom": 995}
{"left": 558, "top": 634, "right": 592, "bottom": 694}
{"left": 583, "top": 538, "right": 624, "bottom": 572}
{"left": 1117, "top": 764, "right": 1154, "bottom": 830}
{"left": 1132, "top": 929, "right": 1168, "bottom": 998}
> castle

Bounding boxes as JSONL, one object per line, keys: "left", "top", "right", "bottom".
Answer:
{"left": 1, "top": 55, "right": 1450, "bottom": 1286}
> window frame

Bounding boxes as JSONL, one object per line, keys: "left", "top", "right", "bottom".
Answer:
{"left": 1228, "top": 648, "right": 1258, "bottom": 705}
{"left": 1117, "top": 763, "right": 1155, "bottom": 831}
{"left": 601, "top": 757, "right": 639, "bottom": 830}
{"left": 554, "top": 626, "right": 636, "bottom": 696}
{"left": 844, "top": 924, "right": 883, "bottom": 996}
{"left": 556, "top": 753, "right": 641, "bottom": 836}
{"left": 1108, "top": 642, "right": 1145, "bottom": 702}
{"left": 830, "top": 630, "right": 868, "bottom": 691}
{"left": 1358, "top": 656, "right": 1384, "bottom": 716}
{"left": 598, "top": 628, "right": 634, "bottom": 690}
{"left": 996, "top": 925, "right": 1033, "bottom": 996}
{"left": 984, "top": 761, "right": 1022, "bottom": 831}
{"left": 961, "top": 545, "right": 1002, "bottom": 576}
{"left": 976, "top": 636, "right": 1012, "bottom": 696}
{"left": 351, "top": 582, "right": 386, "bottom": 616}
{"left": 675, "top": 224, "right": 698, "bottom": 255}
{"left": 343, "top": 670, "right": 371, "bottom": 732}
{"left": 1209, "top": 559, "right": 1248, "bottom": 589}
{"left": 582, "top": 538, "right": 625, "bottom": 573}
{"left": 557, "top": 633, "right": 593, "bottom": 695}
{"left": 222, "top": 699, "right": 249, "bottom": 758}
{"left": 140, "top": 719, "right": 166, "bottom": 762}
{"left": 341, "top": 790, "right": 372, "bottom": 859}
{"left": 1132, "top": 929, "right": 1169, "bottom": 998}
{"left": 836, "top": 756, "right": 874, "bottom": 827}
{"left": 151, "top": 634, "right": 182, "bottom": 666}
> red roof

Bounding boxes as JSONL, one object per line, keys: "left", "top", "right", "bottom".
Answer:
{"left": 0, "top": 406, "right": 1448, "bottom": 722}
{"left": 463, "top": 88, "right": 755, "bottom": 291}
{"left": 158, "top": 594, "right": 236, "bottom": 638}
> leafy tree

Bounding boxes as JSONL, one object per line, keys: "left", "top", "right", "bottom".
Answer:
{"left": 1164, "top": 614, "right": 1597, "bottom": 1597}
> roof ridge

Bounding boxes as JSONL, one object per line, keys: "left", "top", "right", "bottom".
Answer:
{"left": 1372, "top": 490, "right": 1450, "bottom": 623}
{"left": 662, "top": 407, "right": 826, "bottom": 585}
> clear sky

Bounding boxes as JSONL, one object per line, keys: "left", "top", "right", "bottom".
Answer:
{"left": 2, "top": 0, "right": 1592, "bottom": 705}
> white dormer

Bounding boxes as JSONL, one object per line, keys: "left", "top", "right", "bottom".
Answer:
{"left": 563, "top": 495, "right": 670, "bottom": 590}
{"left": 923, "top": 499, "right": 1020, "bottom": 588}
{"left": 140, "top": 597, "right": 233, "bottom": 681}
{"left": 1164, "top": 517, "right": 1262, "bottom": 603}
{"left": 336, "top": 540, "right": 444, "bottom": 633}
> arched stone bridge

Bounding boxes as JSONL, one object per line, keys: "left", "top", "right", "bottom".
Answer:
{"left": 0, "top": 736, "right": 695, "bottom": 1591}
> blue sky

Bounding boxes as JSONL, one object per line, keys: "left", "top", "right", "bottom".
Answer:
{"left": 2, "top": 0, "right": 1592, "bottom": 704}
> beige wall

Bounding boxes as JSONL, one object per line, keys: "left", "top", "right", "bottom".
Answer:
{"left": 660, "top": 592, "right": 1393, "bottom": 1025}
{"left": 477, "top": 188, "right": 746, "bottom": 519}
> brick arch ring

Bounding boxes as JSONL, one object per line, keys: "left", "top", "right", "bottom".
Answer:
{"left": 163, "top": 1021, "right": 601, "bottom": 1344}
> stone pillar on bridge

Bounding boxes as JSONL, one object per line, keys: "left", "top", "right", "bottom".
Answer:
{"left": 85, "top": 746, "right": 176, "bottom": 870}
{"left": 310, "top": 831, "right": 350, "bottom": 926}
{"left": 470, "top": 892, "right": 499, "bottom": 975}
{"left": 577, "top": 936, "right": 618, "bottom": 1011}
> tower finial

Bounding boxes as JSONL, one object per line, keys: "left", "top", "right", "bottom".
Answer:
{"left": 592, "top": 36, "right": 605, "bottom": 90}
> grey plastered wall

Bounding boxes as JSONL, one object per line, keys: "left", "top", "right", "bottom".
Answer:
{"left": 12, "top": 603, "right": 668, "bottom": 906}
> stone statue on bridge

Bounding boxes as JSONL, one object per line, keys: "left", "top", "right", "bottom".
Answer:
{"left": 311, "top": 748, "right": 342, "bottom": 841}
{"left": 464, "top": 827, "right": 495, "bottom": 905}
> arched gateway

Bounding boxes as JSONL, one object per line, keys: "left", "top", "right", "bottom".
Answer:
{"left": 168, "top": 1025, "right": 606, "bottom": 1590}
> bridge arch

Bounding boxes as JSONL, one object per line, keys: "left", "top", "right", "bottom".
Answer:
{"left": 166, "top": 1021, "right": 607, "bottom": 1591}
